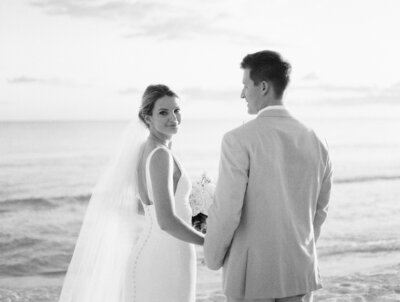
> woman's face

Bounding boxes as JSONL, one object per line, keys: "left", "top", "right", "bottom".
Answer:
{"left": 147, "top": 95, "right": 181, "bottom": 138}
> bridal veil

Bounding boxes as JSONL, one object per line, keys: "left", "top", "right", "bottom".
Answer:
{"left": 58, "top": 119, "right": 148, "bottom": 302}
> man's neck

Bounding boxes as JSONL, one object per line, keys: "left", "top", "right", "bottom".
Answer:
{"left": 259, "top": 99, "right": 283, "bottom": 111}
{"left": 268, "top": 98, "right": 283, "bottom": 107}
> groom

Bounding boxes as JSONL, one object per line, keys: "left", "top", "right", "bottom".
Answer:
{"left": 204, "top": 50, "right": 333, "bottom": 302}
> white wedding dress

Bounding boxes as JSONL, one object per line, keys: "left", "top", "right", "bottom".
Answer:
{"left": 58, "top": 120, "right": 197, "bottom": 302}
{"left": 126, "top": 146, "right": 196, "bottom": 302}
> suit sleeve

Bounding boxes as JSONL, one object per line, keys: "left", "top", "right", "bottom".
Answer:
{"left": 204, "top": 131, "right": 249, "bottom": 270}
{"left": 313, "top": 153, "right": 333, "bottom": 242}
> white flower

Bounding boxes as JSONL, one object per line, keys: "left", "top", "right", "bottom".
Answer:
{"left": 189, "top": 174, "right": 215, "bottom": 216}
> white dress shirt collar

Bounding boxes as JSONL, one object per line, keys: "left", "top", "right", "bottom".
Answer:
{"left": 257, "top": 105, "right": 286, "bottom": 116}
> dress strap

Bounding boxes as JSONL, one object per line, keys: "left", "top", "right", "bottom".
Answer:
{"left": 145, "top": 146, "right": 170, "bottom": 202}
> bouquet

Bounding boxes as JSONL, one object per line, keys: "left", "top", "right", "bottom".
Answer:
{"left": 189, "top": 173, "right": 215, "bottom": 234}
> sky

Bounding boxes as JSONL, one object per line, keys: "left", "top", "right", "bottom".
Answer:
{"left": 1, "top": 0, "right": 400, "bottom": 120}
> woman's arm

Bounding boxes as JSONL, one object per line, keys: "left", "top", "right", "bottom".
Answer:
{"left": 149, "top": 148, "right": 204, "bottom": 245}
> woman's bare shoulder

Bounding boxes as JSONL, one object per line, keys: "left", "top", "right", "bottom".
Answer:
{"left": 148, "top": 146, "right": 171, "bottom": 169}
{"left": 138, "top": 141, "right": 170, "bottom": 172}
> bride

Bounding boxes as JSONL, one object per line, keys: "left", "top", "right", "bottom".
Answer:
{"left": 58, "top": 84, "right": 205, "bottom": 302}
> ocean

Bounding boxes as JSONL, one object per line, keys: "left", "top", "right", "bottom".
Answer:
{"left": 1, "top": 103, "right": 400, "bottom": 288}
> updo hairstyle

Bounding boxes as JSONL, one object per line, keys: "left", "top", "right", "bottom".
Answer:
{"left": 138, "top": 84, "right": 178, "bottom": 128}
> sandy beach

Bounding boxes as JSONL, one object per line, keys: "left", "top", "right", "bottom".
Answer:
{"left": 1, "top": 252, "right": 400, "bottom": 302}
{"left": 196, "top": 254, "right": 400, "bottom": 302}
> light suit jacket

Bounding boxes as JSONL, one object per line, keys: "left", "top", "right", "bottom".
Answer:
{"left": 204, "top": 108, "right": 332, "bottom": 299}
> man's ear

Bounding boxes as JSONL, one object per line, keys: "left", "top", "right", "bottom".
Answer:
{"left": 261, "top": 81, "right": 269, "bottom": 95}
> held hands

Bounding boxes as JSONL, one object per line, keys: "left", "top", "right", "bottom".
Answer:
{"left": 192, "top": 213, "right": 208, "bottom": 234}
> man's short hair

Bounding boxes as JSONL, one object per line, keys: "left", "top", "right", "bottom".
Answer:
{"left": 241, "top": 50, "right": 291, "bottom": 99}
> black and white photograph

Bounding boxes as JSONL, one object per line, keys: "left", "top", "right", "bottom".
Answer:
{"left": 1, "top": 1, "right": 400, "bottom": 301}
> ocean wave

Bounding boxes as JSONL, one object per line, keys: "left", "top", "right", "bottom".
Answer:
{"left": 0, "top": 256, "right": 68, "bottom": 277}
{"left": 319, "top": 239, "right": 400, "bottom": 257}
{"left": 2, "top": 174, "right": 398, "bottom": 212}
{"left": 334, "top": 175, "right": 400, "bottom": 184}
{"left": 0, "top": 234, "right": 72, "bottom": 277}
{"left": 0, "top": 195, "right": 91, "bottom": 213}
{"left": 38, "top": 270, "right": 67, "bottom": 277}
{"left": 0, "top": 236, "right": 41, "bottom": 252}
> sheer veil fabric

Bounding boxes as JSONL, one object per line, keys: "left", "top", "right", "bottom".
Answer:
{"left": 58, "top": 119, "right": 148, "bottom": 302}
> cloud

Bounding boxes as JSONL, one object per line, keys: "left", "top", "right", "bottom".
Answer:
{"left": 118, "top": 85, "right": 238, "bottom": 101}
{"left": 118, "top": 87, "right": 142, "bottom": 95}
{"left": 180, "top": 87, "right": 238, "bottom": 101}
{"left": 376, "top": 82, "right": 400, "bottom": 102}
{"left": 301, "top": 73, "right": 319, "bottom": 81}
{"left": 30, "top": 0, "right": 164, "bottom": 20}
{"left": 292, "top": 83, "right": 375, "bottom": 94}
{"left": 8, "top": 76, "right": 40, "bottom": 84}
{"left": 385, "top": 81, "right": 400, "bottom": 92}
{"left": 287, "top": 83, "right": 373, "bottom": 106}
{"left": 287, "top": 81, "right": 400, "bottom": 105}
{"left": 30, "top": 0, "right": 279, "bottom": 45}
{"left": 295, "top": 74, "right": 375, "bottom": 94}
{"left": 7, "top": 75, "right": 80, "bottom": 86}
{"left": 125, "top": 14, "right": 223, "bottom": 40}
